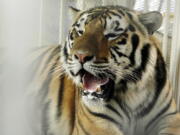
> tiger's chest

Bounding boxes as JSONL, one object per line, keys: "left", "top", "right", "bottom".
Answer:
{"left": 71, "top": 118, "right": 159, "bottom": 135}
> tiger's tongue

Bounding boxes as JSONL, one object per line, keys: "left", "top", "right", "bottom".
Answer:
{"left": 82, "top": 73, "right": 109, "bottom": 92}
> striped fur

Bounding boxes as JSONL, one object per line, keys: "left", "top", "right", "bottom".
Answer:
{"left": 30, "top": 6, "right": 180, "bottom": 135}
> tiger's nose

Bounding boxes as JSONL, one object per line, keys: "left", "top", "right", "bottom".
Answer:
{"left": 74, "top": 53, "right": 94, "bottom": 63}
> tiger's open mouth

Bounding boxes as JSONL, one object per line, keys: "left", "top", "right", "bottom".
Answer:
{"left": 82, "top": 72, "right": 109, "bottom": 92}
{"left": 79, "top": 69, "right": 114, "bottom": 100}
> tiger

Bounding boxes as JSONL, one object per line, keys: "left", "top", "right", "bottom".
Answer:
{"left": 29, "top": 5, "right": 180, "bottom": 135}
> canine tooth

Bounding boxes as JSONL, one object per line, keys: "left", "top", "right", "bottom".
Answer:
{"left": 96, "top": 87, "right": 101, "bottom": 92}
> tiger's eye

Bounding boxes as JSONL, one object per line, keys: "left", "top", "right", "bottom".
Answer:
{"left": 117, "top": 38, "right": 127, "bottom": 45}
{"left": 78, "top": 30, "right": 83, "bottom": 35}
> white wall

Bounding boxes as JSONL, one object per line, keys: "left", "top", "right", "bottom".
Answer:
{"left": 0, "top": 0, "right": 42, "bottom": 135}
{"left": 40, "top": 0, "right": 60, "bottom": 46}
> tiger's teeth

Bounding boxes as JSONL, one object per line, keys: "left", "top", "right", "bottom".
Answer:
{"left": 96, "top": 87, "right": 101, "bottom": 92}
{"left": 84, "top": 87, "right": 101, "bottom": 93}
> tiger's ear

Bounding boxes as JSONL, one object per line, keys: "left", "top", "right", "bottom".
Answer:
{"left": 69, "top": 6, "right": 81, "bottom": 20}
{"left": 138, "top": 11, "right": 163, "bottom": 34}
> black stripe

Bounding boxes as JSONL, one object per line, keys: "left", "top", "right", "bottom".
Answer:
{"left": 129, "top": 34, "right": 139, "bottom": 66}
{"left": 112, "top": 47, "right": 128, "bottom": 58}
{"left": 116, "top": 79, "right": 128, "bottom": 93}
{"left": 158, "top": 111, "right": 178, "bottom": 121}
{"left": 63, "top": 43, "right": 68, "bottom": 61}
{"left": 105, "top": 31, "right": 128, "bottom": 40}
{"left": 90, "top": 64, "right": 108, "bottom": 68}
{"left": 121, "top": 32, "right": 128, "bottom": 38}
{"left": 138, "top": 44, "right": 150, "bottom": 71}
{"left": 78, "top": 30, "right": 83, "bottom": 35}
{"left": 57, "top": 76, "right": 65, "bottom": 117}
{"left": 80, "top": 18, "right": 85, "bottom": 22}
{"left": 112, "top": 46, "right": 120, "bottom": 50}
{"left": 126, "top": 12, "right": 133, "bottom": 19}
{"left": 69, "top": 32, "right": 74, "bottom": 40}
{"left": 87, "top": 109, "right": 122, "bottom": 129}
{"left": 115, "top": 28, "right": 123, "bottom": 32}
{"left": 103, "top": 16, "right": 107, "bottom": 29}
{"left": 106, "top": 104, "right": 123, "bottom": 119}
{"left": 131, "top": 44, "right": 150, "bottom": 81}
{"left": 106, "top": 12, "right": 112, "bottom": 19}
{"left": 114, "top": 21, "right": 123, "bottom": 32}
{"left": 110, "top": 50, "right": 118, "bottom": 63}
{"left": 137, "top": 49, "right": 167, "bottom": 117}
{"left": 75, "top": 23, "right": 80, "bottom": 27}
{"left": 109, "top": 11, "right": 122, "bottom": 19}
{"left": 105, "top": 33, "right": 117, "bottom": 39}
{"left": 145, "top": 98, "right": 172, "bottom": 131}
{"left": 104, "top": 70, "right": 116, "bottom": 80}
{"left": 114, "top": 98, "right": 131, "bottom": 121}
{"left": 77, "top": 118, "right": 90, "bottom": 135}
{"left": 123, "top": 44, "right": 150, "bottom": 84}
{"left": 128, "top": 24, "right": 136, "bottom": 32}
{"left": 117, "top": 9, "right": 125, "bottom": 16}
{"left": 70, "top": 70, "right": 78, "bottom": 77}
{"left": 155, "top": 49, "right": 167, "bottom": 95}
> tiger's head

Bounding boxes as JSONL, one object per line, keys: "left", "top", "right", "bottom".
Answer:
{"left": 60, "top": 6, "right": 162, "bottom": 102}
